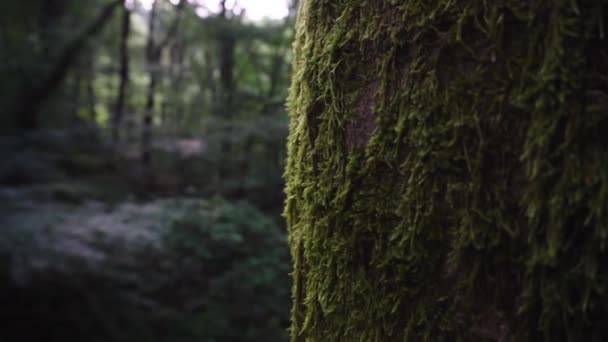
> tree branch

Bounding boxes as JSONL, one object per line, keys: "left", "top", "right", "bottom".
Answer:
{"left": 16, "top": 0, "right": 122, "bottom": 129}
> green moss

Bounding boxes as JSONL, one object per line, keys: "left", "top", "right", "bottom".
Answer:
{"left": 285, "top": 0, "right": 608, "bottom": 341}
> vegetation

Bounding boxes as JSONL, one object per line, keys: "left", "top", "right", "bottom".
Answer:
{"left": 4, "top": 0, "right": 607, "bottom": 341}
{"left": 0, "top": 0, "right": 295, "bottom": 341}
{"left": 1, "top": 199, "right": 290, "bottom": 341}
{"left": 286, "top": 0, "right": 608, "bottom": 341}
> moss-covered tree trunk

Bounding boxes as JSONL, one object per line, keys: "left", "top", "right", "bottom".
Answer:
{"left": 285, "top": 0, "right": 608, "bottom": 340}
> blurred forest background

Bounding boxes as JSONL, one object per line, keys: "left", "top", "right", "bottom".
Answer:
{"left": 0, "top": 0, "right": 296, "bottom": 341}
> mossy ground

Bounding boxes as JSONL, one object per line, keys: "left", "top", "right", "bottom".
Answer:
{"left": 285, "top": 0, "right": 608, "bottom": 340}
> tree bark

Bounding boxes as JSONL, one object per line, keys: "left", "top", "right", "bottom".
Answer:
{"left": 113, "top": 2, "right": 131, "bottom": 142}
{"left": 285, "top": 1, "right": 608, "bottom": 341}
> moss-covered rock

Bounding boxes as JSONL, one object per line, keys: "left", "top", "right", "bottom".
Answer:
{"left": 285, "top": 0, "right": 608, "bottom": 340}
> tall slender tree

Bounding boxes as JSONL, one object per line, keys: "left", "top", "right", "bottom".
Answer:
{"left": 213, "top": 0, "right": 239, "bottom": 194}
{"left": 70, "top": 60, "right": 82, "bottom": 121}
{"left": 285, "top": 0, "right": 608, "bottom": 341}
{"left": 162, "top": 25, "right": 187, "bottom": 129}
{"left": 112, "top": 1, "right": 131, "bottom": 142}
{"left": 141, "top": 0, "right": 185, "bottom": 165}
{"left": 217, "top": 0, "right": 236, "bottom": 111}
{"left": 85, "top": 48, "right": 97, "bottom": 122}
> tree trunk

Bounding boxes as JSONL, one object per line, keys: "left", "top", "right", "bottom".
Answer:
{"left": 215, "top": 0, "right": 237, "bottom": 194}
{"left": 38, "top": 0, "right": 70, "bottom": 59}
{"left": 161, "top": 33, "right": 187, "bottom": 132}
{"left": 169, "top": 36, "right": 187, "bottom": 126}
{"left": 70, "top": 65, "right": 82, "bottom": 120}
{"left": 85, "top": 50, "right": 97, "bottom": 122}
{"left": 15, "top": 0, "right": 121, "bottom": 130}
{"left": 285, "top": 1, "right": 608, "bottom": 341}
{"left": 217, "top": 0, "right": 236, "bottom": 112}
{"left": 218, "top": 36, "right": 235, "bottom": 111}
{"left": 113, "top": 2, "right": 131, "bottom": 142}
{"left": 141, "top": 0, "right": 159, "bottom": 166}
{"left": 141, "top": 0, "right": 185, "bottom": 165}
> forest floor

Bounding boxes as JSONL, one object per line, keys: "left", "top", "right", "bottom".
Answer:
{"left": 0, "top": 129, "right": 209, "bottom": 340}
{"left": 0, "top": 128, "right": 290, "bottom": 342}
{"left": 1, "top": 189, "right": 167, "bottom": 283}
{"left": 0, "top": 128, "right": 213, "bottom": 288}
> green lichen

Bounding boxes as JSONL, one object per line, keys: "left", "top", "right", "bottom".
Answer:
{"left": 285, "top": 0, "right": 608, "bottom": 341}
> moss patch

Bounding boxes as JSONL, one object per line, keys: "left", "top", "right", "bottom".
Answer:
{"left": 285, "top": 0, "right": 608, "bottom": 340}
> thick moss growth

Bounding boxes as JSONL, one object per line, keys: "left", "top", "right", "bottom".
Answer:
{"left": 284, "top": 0, "right": 608, "bottom": 341}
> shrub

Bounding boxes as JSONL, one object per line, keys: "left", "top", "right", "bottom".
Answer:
{"left": 162, "top": 199, "right": 291, "bottom": 342}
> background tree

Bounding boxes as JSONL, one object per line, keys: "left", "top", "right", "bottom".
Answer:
{"left": 141, "top": 0, "right": 185, "bottom": 165}
{"left": 0, "top": 1, "right": 297, "bottom": 341}
{"left": 285, "top": 0, "right": 608, "bottom": 340}
{"left": 112, "top": 1, "right": 131, "bottom": 142}
{"left": 11, "top": 0, "right": 122, "bottom": 129}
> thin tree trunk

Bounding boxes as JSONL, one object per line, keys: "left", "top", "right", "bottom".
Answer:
{"left": 15, "top": 0, "right": 122, "bottom": 130}
{"left": 218, "top": 0, "right": 235, "bottom": 112}
{"left": 141, "top": 0, "right": 185, "bottom": 165}
{"left": 85, "top": 51, "right": 97, "bottom": 122}
{"left": 71, "top": 66, "right": 82, "bottom": 120}
{"left": 285, "top": 1, "right": 608, "bottom": 341}
{"left": 141, "top": 0, "right": 159, "bottom": 166}
{"left": 169, "top": 37, "right": 187, "bottom": 126}
{"left": 215, "top": 0, "right": 237, "bottom": 194}
{"left": 113, "top": 2, "right": 131, "bottom": 142}
{"left": 203, "top": 48, "right": 216, "bottom": 104}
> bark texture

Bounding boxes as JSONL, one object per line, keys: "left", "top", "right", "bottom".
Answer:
{"left": 284, "top": 0, "right": 608, "bottom": 341}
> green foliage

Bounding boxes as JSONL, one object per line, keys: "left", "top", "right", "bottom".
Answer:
{"left": 149, "top": 116, "right": 288, "bottom": 216}
{"left": 0, "top": 0, "right": 118, "bottom": 130}
{"left": 285, "top": 0, "right": 608, "bottom": 341}
{"left": 0, "top": 1, "right": 295, "bottom": 341}
{"left": 0, "top": 198, "right": 290, "bottom": 342}
{"left": 163, "top": 199, "right": 291, "bottom": 342}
